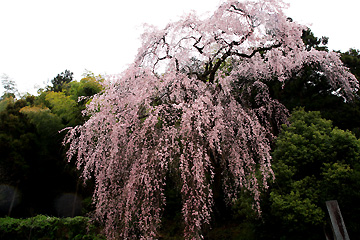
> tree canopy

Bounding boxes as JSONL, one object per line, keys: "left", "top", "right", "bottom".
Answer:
{"left": 63, "top": 1, "right": 358, "bottom": 239}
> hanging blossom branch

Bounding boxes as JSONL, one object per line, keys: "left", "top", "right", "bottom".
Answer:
{"left": 64, "top": 0, "right": 358, "bottom": 239}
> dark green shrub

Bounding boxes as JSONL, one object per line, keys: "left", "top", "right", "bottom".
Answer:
{"left": 0, "top": 215, "right": 105, "bottom": 240}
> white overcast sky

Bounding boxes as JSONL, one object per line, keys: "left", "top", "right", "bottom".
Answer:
{"left": 0, "top": 0, "right": 359, "bottom": 95}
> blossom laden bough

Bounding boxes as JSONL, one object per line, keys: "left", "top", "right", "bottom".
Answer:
{"left": 64, "top": 0, "right": 358, "bottom": 239}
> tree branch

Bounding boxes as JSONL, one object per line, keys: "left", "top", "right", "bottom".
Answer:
{"left": 232, "top": 42, "right": 282, "bottom": 59}
{"left": 200, "top": 42, "right": 282, "bottom": 83}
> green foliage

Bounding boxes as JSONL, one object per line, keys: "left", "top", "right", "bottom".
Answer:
{"left": 0, "top": 98, "right": 63, "bottom": 216}
{"left": 341, "top": 48, "right": 360, "bottom": 80}
{"left": 269, "top": 61, "right": 360, "bottom": 136}
{"left": 45, "top": 91, "right": 79, "bottom": 125}
{"left": 0, "top": 96, "right": 37, "bottom": 186}
{"left": 270, "top": 189, "right": 325, "bottom": 225}
{"left": 268, "top": 108, "right": 360, "bottom": 238}
{"left": 268, "top": 29, "right": 360, "bottom": 137}
{"left": 0, "top": 215, "right": 105, "bottom": 240}
{"left": 20, "top": 106, "right": 64, "bottom": 139}
{"left": 64, "top": 71, "right": 103, "bottom": 101}
{"left": 231, "top": 190, "right": 259, "bottom": 221}
{"left": 36, "top": 70, "right": 103, "bottom": 127}
{"left": 0, "top": 70, "right": 103, "bottom": 218}
{"left": 0, "top": 96, "right": 15, "bottom": 114}
{"left": 301, "top": 28, "right": 328, "bottom": 51}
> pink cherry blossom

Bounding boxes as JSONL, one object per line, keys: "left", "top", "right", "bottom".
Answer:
{"left": 64, "top": 0, "right": 358, "bottom": 239}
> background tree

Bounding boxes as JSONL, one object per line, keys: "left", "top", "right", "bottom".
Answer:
{"left": 38, "top": 70, "right": 103, "bottom": 126}
{"left": 0, "top": 95, "right": 78, "bottom": 217}
{"left": 341, "top": 48, "right": 360, "bottom": 80}
{"left": 64, "top": 70, "right": 103, "bottom": 101}
{"left": 0, "top": 97, "right": 34, "bottom": 188}
{"left": 266, "top": 109, "right": 360, "bottom": 239}
{"left": 301, "top": 28, "right": 328, "bottom": 52}
{"left": 1, "top": 74, "right": 18, "bottom": 99}
{"left": 64, "top": 0, "right": 358, "bottom": 239}
{"left": 0, "top": 70, "right": 102, "bottom": 218}
{"left": 45, "top": 91, "right": 79, "bottom": 125}
{"left": 49, "top": 70, "right": 73, "bottom": 92}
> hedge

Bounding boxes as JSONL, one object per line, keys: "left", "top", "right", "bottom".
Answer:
{"left": 0, "top": 215, "right": 105, "bottom": 240}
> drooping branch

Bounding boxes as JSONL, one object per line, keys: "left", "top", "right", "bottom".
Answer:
{"left": 64, "top": 1, "right": 359, "bottom": 239}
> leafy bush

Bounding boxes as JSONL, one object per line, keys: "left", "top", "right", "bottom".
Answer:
{"left": 268, "top": 109, "right": 360, "bottom": 239}
{"left": 0, "top": 215, "right": 105, "bottom": 240}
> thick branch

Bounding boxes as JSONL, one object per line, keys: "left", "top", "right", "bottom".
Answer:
{"left": 200, "top": 42, "right": 282, "bottom": 83}
{"left": 229, "top": 4, "right": 246, "bottom": 14}
{"left": 232, "top": 42, "right": 282, "bottom": 59}
{"left": 193, "top": 36, "right": 204, "bottom": 54}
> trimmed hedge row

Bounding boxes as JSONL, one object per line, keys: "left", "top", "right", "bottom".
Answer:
{"left": 0, "top": 215, "right": 105, "bottom": 240}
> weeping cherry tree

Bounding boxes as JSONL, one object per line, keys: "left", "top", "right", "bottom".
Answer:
{"left": 64, "top": 0, "right": 358, "bottom": 239}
